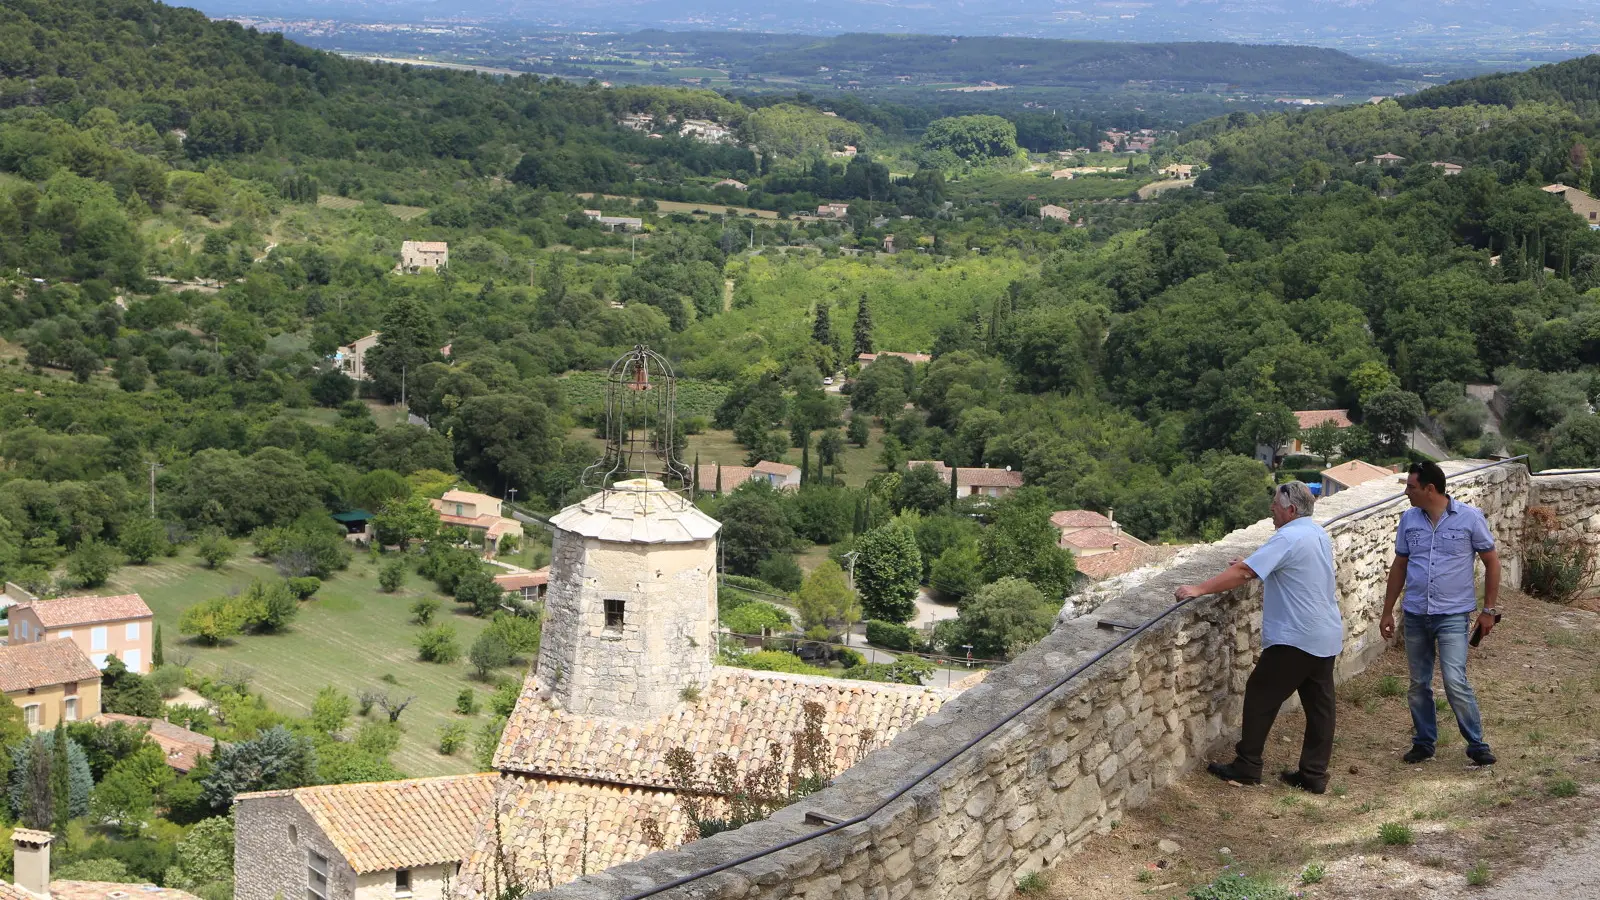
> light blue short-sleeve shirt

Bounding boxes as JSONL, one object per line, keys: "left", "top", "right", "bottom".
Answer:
{"left": 1395, "top": 498, "right": 1495, "bottom": 616}
{"left": 1244, "top": 516, "right": 1344, "bottom": 659}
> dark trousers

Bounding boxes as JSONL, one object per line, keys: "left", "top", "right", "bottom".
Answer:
{"left": 1232, "top": 644, "right": 1337, "bottom": 788}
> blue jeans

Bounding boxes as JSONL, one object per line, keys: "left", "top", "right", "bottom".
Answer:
{"left": 1404, "top": 612, "right": 1490, "bottom": 755}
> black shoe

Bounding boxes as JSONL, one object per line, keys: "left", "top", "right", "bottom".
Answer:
{"left": 1207, "top": 761, "right": 1261, "bottom": 786}
{"left": 1467, "top": 747, "right": 1497, "bottom": 767}
{"left": 1403, "top": 746, "right": 1435, "bottom": 764}
{"left": 1279, "top": 770, "right": 1327, "bottom": 794}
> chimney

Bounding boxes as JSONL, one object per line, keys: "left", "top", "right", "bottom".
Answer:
{"left": 13, "top": 828, "right": 53, "bottom": 897}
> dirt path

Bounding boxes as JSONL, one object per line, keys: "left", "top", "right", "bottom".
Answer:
{"left": 1042, "top": 596, "right": 1600, "bottom": 899}
{"left": 723, "top": 278, "right": 734, "bottom": 312}
{"left": 1136, "top": 178, "right": 1197, "bottom": 200}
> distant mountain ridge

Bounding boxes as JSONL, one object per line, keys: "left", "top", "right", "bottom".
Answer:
{"left": 190, "top": 0, "right": 1600, "bottom": 49}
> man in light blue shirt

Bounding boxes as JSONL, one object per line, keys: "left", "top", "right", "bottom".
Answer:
{"left": 1379, "top": 461, "right": 1501, "bottom": 767}
{"left": 1177, "top": 481, "right": 1343, "bottom": 793}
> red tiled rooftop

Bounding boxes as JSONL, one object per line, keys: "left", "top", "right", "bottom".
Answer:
{"left": 1293, "top": 409, "right": 1352, "bottom": 430}
{"left": 14, "top": 593, "right": 152, "bottom": 628}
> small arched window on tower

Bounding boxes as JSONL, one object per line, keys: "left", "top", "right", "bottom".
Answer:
{"left": 604, "top": 598, "right": 626, "bottom": 630}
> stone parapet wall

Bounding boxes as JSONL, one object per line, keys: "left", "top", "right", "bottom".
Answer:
{"left": 525, "top": 462, "right": 1531, "bottom": 900}
{"left": 1528, "top": 470, "right": 1600, "bottom": 595}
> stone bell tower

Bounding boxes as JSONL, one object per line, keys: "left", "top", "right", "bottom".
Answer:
{"left": 535, "top": 347, "right": 721, "bottom": 720}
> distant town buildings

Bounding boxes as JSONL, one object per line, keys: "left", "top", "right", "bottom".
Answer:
{"left": 1370, "top": 152, "right": 1406, "bottom": 167}
{"left": 830, "top": 145, "right": 858, "bottom": 158}
{"left": 1039, "top": 204, "right": 1072, "bottom": 222}
{"left": 398, "top": 240, "right": 447, "bottom": 272}
{"left": 856, "top": 351, "right": 931, "bottom": 366}
{"left": 1429, "top": 161, "right": 1463, "bottom": 175}
{"left": 816, "top": 202, "right": 850, "bottom": 218}
{"left": 1320, "top": 460, "right": 1398, "bottom": 496}
{"left": 1160, "top": 163, "right": 1196, "bottom": 179}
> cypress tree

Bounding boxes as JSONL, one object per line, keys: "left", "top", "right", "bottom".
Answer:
{"left": 692, "top": 453, "right": 701, "bottom": 497}
{"left": 812, "top": 304, "right": 833, "bottom": 348}
{"left": 800, "top": 437, "right": 810, "bottom": 486}
{"left": 152, "top": 623, "right": 164, "bottom": 668}
{"left": 50, "top": 723, "right": 69, "bottom": 839}
{"left": 949, "top": 465, "right": 959, "bottom": 506}
{"left": 714, "top": 463, "right": 722, "bottom": 495}
{"left": 20, "top": 735, "right": 51, "bottom": 830}
{"left": 853, "top": 294, "right": 874, "bottom": 357}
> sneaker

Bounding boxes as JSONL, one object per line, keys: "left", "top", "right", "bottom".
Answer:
{"left": 1402, "top": 746, "right": 1435, "bottom": 764}
{"left": 1279, "top": 770, "right": 1327, "bottom": 794}
{"left": 1467, "top": 747, "right": 1497, "bottom": 767}
{"left": 1207, "top": 761, "right": 1261, "bottom": 786}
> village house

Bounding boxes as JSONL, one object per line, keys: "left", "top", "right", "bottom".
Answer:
{"left": 1370, "top": 152, "right": 1406, "bottom": 167}
{"left": 233, "top": 773, "right": 497, "bottom": 900}
{"left": 398, "top": 241, "right": 448, "bottom": 272}
{"left": 679, "top": 119, "right": 733, "bottom": 144}
{"left": 429, "top": 489, "right": 525, "bottom": 554}
{"left": 907, "top": 461, "right": 1024, "bottom": 500}
{"left": 882, "top": 234, "right": 896, "bottom": 254}
{"left": 1430, "top": 161, "right": 1463, "bottom": 175}
{"left": 694, "top": 461, "right": 801, "bottom": 495}
{"left": 94, "top": 713, "right": 216, "bottom": 773}
{"left": 1320, "top": 459, "right": 1398, "bottom": 497}
{"left": 1544, "top": 183, "right": 1600, "bottom": 228}
{"left": 1255, "top": 409, "right": 1353, "bottom": 464}
{"left": 830, "top": 145, "right": 858, "bottom": 158}
{"left": 335, "top": 331, "right": 381, "bottom": 382}
{"left": 582, "top": 210, "right": 644, "bottom": 231}
{"left": 493, "top": 567, "right": 549, "bottom": 605}
{"left": 3, "top": 828, "right": 202, "bottom": 899}
{"left": 1160, "top": 163, "right": 1195, "bottom": 179}
{"left": 753, "top": 460, "right": 802, "bottom": 490}
{"left": 0, "top": 639, "right": 102, "bottom": 731}
{"left": 617, "top": 113, "right": 654, "bottom": 132}
{"left": 1050, "top": 168, "right": 1074, "bottom": 180}
{"left": 1040, "top": 204, "right": 1071, "bottom": 222}
{"left": 8, "top": 593, "right": 154, "bottom": 673}
{"left": 816, "top": 202, "right": 850, "bottom": 218}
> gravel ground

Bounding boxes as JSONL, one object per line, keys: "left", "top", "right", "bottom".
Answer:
{"left": 1468, "top": 828, "right": 1600, "bottom": 898}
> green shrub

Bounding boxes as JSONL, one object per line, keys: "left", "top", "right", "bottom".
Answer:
{"left": 1300, "top": 862, "right": 1325, "bottom": 885}
{"left": 410, "top": 598, "right": 440, "bottom": 625}
{"left": 415, "top": 625, "right": 460, "bottom": 664}
{"left": 1548, "top": 777, "right": 1580, "bottom": 798}
{"left": 286, "top": 576, "right": 321, "bottom": 599}
{"left": 379, "top": 559, "right": 406, "bottom": 593}
{"left": 455, "top": 689, "right": 480, "bottom": 716}
{"left": 1378, "top": 822, "right": 1414, "bottom": 846}
{"left": 865, "top": 619, "right": 924, "bottom": 651}
{"left": 1466, "top": 861, "right": 1492, "bottom": 886}
{"left": 147, "top": 665, "right": 186, "bottom": 700}
{"left": 438, "top": 722, "right": 468, "bottom": 755}
{"left": 757, "top": 554, "right": 804, "bottom": 592}
{"left": 1186, "top": 871, "right": 1293, "bottom": 900}
{"left": 1377, "top": 674, "right": 1405, "bottom": 698}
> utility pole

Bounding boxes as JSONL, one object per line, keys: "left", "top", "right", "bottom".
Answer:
{"left": 630, "top": 233, "right": 637, "bottom": 262}
{"left": 147, "top": 461, "right": 163, "bottom": 517}
{"left": 840, "top": 550, "right": 860, "bottom": 646}
{"left": 400, "top": 363, "right": 407, "bottom": 411}
{"left": 506, "top": 488, "right": 517, "bottom": 505}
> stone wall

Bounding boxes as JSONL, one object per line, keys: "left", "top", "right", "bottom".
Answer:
{"left": 527, "top": 462, "right": 1531, "bottom": 900}
{"left": 1528, "top": 469, "right": 1600, "bottom": 595}
{"left": 235, "top": 792, "right": 360, "bottom": 900}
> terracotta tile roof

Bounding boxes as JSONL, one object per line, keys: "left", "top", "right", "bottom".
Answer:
{"left": 695, "top": 464, "right": 754, "bottom": 494}
{"left": 1075, "top": 545, "right": 1181, "bottom": 581}
{"left": 1293, "top": 409, "right": 1352, "bottom": 430}
{"left": 494, "top": 568, "right": 550, "bottom": 591}
{"left": 1051, "top": 509, "right": 1114, "bottom": 529}
{"left": 441, "top": 489, "right": 500, "bottom": 507}
{"left": 94, "top": 714, "right": 217, "bottom": 773}
{"left": 48, "top": 882, "right": 202, "bottom": 900}
{"left": 0, "top": 639, "right": 103, "bottom": 693}
{"left": 454, "top": 776, "right": 686, "bottom": 898}
{"left": 14, "top": 594, "right": 152, "bottom": 628}
{"left": 236, "top": 773, "right": 496, "bottom": 874}
{"left": 402, "top": 240, "right": 449, "bottom": 252}
{"left": 907, "top": 461, "right": 1024, "bottom": 489}
{"left": 1060, "top": 528, "right": 1148, "bottom": 552}
{"left": 0, "top": 882, "right": 28, "bottom": 900}
{"left": 495, "top": 668, "right": 961, "bottom": 790}
{"left": 752, "top": 460, "right": 799, "bottom": 477}
{"left": 1321, "top": 459, "right": 1398, "bottom": 489}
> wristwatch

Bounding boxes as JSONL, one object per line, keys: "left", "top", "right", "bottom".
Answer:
{"left": 1481, "top": 607, "right": 1500, "bottom": 617}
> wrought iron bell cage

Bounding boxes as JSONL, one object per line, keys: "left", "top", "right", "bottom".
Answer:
{"left": 581, "top": 345, "right": 693, "bottom": 493}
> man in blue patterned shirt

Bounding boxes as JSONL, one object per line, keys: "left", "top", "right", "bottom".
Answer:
{"left": 1379, "top": 461, "right": 1501, "bottom": 767}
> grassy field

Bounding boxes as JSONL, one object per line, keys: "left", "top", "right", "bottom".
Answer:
{"left": 577, "top": 193, "right": 781, "bottom": 220}
{"left": 107, "top": 548, "right": 497, "bottom": 778}
{"left": 316, "top": 195, "right": 429, "bottom": 220}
